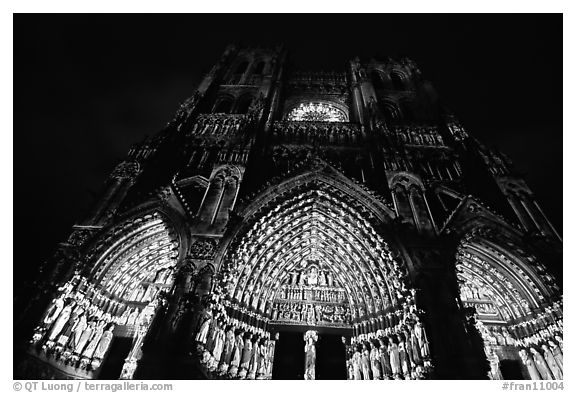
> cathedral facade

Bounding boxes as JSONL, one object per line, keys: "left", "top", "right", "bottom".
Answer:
{"left": 15, "top": 44, "right": 563, "bottom": 380}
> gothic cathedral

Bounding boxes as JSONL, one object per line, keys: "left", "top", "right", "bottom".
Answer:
{"left": 15, "top": 44, "right": 563, "bottom": 381}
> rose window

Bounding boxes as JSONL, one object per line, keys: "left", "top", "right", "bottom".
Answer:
{"left": 287, "top": 102, "right": 347, "bottom": 122}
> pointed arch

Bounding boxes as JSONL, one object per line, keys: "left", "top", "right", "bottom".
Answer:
{"left": 83, "top": 202, "right": 189, "bottom": 303}
{"left": 211, "top": 167, "right": 420, "bottom": 339}
{"left": 236, "top": 166, "right": 396, "bottom": 225}
{"left": 453, "top": 219, "right": 562, "bottom": 364}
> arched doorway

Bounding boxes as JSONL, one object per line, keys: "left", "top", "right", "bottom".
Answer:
{"left": 455, "top": 228, "right": 563, "bottom": 380}
{"left": 194, "top": 173, "right": 434, "bottom": 380}
{"left": 26, "top": 208, "right": 184, "bottom": 379}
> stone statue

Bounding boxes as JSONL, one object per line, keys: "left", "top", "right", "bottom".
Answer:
{"left": 542, "top": 344, "right": 562, "bottom": 380}
{"left": 68, "top": 314, "right": 88, "bottom": 350}
{"left": 93, "top": 325, "right": 115, "bottom": 360}
{"left": 378, "top": 338, "right": 392, "bottom": 378}
{"left": 126, "top": 308, "right": 140, "bottom": 325}
{"left": 42, "top": 296, "right": 65, "bottom": 328}
{"left": 414, "top": 321, "right": 430, "bottom": 358}
{"left": 219, "top": 327, "right": 236, "bottom": 372}
{"left": 47, "top": 301, "right": 74, "bottom": 341}
{"left": 398, "top": 339, "right": 410, "bottom": 378}
{"left": 388, "top": 339, "right": 401, "bottom": 378}
{"left": 56, "top": 312, "right": 78, "bottom": 347}
{"left": 327, "top": 272, "right": 334, "bottom": 287}
{"left": 266, "top": 339, "right": 277, "bottom": 377}
{"left": 82, "top": 320, "right": 105, "bottom": 359}
{"left": 530, "top": 347, "right": 553, "bottom": 380}
{"left": 404, "top": 332, "right": 416, "bottom": 370}
{"left": 549, "top": 340, "right": 563, "bottom": 373}
{"left": 361, "top": 343, "right": 371, "bottom": 379}
{"left": 306, "top": 304, "right": 315, "bottom": 325}
{"left": 290, "top": 272, "right": 298, "bottom": 286}
{"left": 238, "top": 333, "right": 253, "bottom": 378}
{"left": 352, "top": 347, "right": 362, "bottom": 380}
{"left": 257, "top": 340, "right": 268, "bottom": 379}
{"left": 307, "top": 266, "right": 318, "bottom": 286}
{"left": 248, "top": 338, "right": 260, "bottom": 379}
{"left": 73, "top": 319, "right": 94, "bottom": 355}
{"left": 519, "top": 349, "right": 541, "bottom": 380}
{"left": 347, "top": 360, "right": 354, "bottom": 380}
{"left": 370, "top": 342, "right": 382, "bottom": 379}
{"left": 486, "top": 347, "right": 503, "bottom": 380}
{"left": 304, "top": 333, "right": 317, "bottom": 380}
{"left": 195, "top": 306, "right": 213, "bottom": 345}
{"left": 228, "top": 331, "right": 244, "bottom": 377}
{"left": 210, "top": 322, "right": 226, "bottom": 370}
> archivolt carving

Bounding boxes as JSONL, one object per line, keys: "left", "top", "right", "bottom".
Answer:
{"left": 216, "top": 187, "right": 415, "bottom": 329}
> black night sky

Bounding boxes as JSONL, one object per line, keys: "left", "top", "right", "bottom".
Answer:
{"left": 14, "top": 14, "right": 562, "bottom": 286}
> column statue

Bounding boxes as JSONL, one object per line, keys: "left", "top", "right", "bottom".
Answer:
{"left": 67, "top": 314, "right": 88, "bottom": 351}
{"left": 408, "top": 328, "right": 422, "bottom": 366}
{"left": 46, "top": 300, "right": 75, "bottom": 342}
{"left": 378, "top": 337, "right": 392, "bottom": 379}
{"left": 209, "top": 321, "right": 226, "bottom": 371}
{"left": 519, "top": 349, "right": 541, "bottom": 380}
{"left": 398, "top": 336, "right": 411, "bottom": 379}
{"left": 486, "top": 347, "right": 503, "bottom": 380}
{"left": 388, "top": 338, "right": 401, "bottom": 379}
{"left": 91, "top": 324, "right": 115, "bottom": 369}
{"left": 56, "top": 313, "right": 79, "bottom": 348}
{"left": 81, "top": 320, "right": 105, "bottom": 360}
{"left": 195, "top": 305, "right": 213, "bottom": 345}
{"left": 370, "top": 340, "right": 382, "bottom": 379}
{"left": 530, "top": 347, "right": 553, "bottom": 380}
{"left": 266, "top": 335, "right": 278, "bottom": 378}
{"left": 304, "top": 330, "right": 318, "bottom": 380}
{"left": 218, "top": 325, "right": 236, "bottom": 373}
{"left": 541, "top": 344, "right": 562, "bottom": 380}
{"left": 361, "top": 342, "right": 372, "bottom": 379}
{"left": 347, "top": 360, "right": 354, "bottom": 380}
{"left": 126, "top": 308, "right": 140, "bottom": 325}
{"left": 73, "top": 319, "right": 95, "bottom": 355}
{"left": 414, "top": 321, "right": 430, "bottom": 359}
{"left": 227, "top": 330, "right": 244, "bottom": 377}
{"left": 256, "top": 339, "right": 268, "bottom": 379}
{"left": 247, "top": 337, "right": 260, "bottom": 379}
{"left": 238, "top": 332, "right": 253, "bottom": 378}
{"left": 549, "top": 340, "right": 563, "bottom": 373}
{"left": 352, "top": 346, "right": 362, "bottom": 380}
{"left": 403, "top": 330, "right": 416, "bottom": 370}
{"left": 554, "top": 335, "right": 563, "bottom": 352}
{"left": 42, "top": 296, "right": 65, "bottom": 329}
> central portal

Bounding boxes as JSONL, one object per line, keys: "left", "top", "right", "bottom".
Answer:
{"left": 215, "top": 185, "right": 422, "bottom": 380}
{"left": 271, "top": 328, "right": 348, "bottom": 380}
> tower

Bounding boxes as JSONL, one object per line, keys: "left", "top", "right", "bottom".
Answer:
{"left": 15, "top": 44, "right": 562, "bottom": 381}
